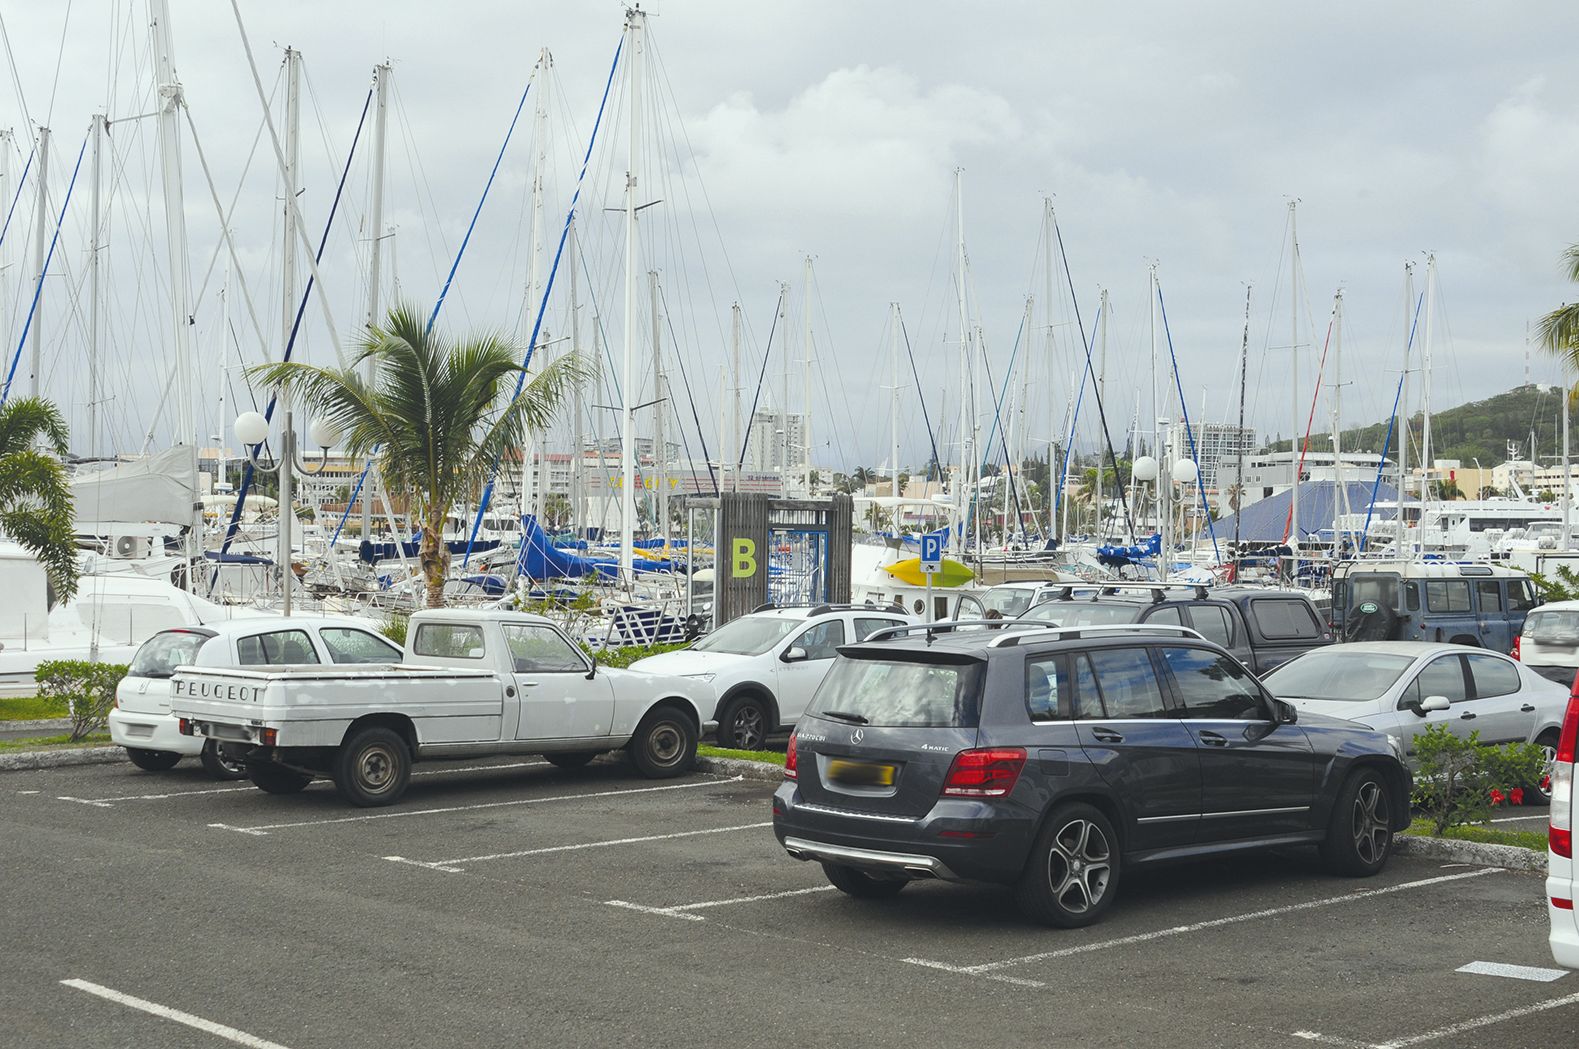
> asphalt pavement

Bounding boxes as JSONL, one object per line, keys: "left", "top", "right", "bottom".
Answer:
{"left": 2, "top": 755, "right": 1574, "bottom": 1048}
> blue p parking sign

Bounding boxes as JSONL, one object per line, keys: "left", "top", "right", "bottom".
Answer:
{"left": 920, "top": 533, "right": 943, "bottom": 574}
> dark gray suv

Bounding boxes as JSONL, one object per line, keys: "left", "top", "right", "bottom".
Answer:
{"left": 772, "top": 621, "right": 1412, "bottom": 928}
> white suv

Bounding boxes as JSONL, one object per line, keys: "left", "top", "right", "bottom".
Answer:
{"left": 630, "top": 604, "right": 914, "bottom": 749}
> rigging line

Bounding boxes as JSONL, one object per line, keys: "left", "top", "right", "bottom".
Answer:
{"left": 898, "top": 310, "right": 943, "bottom": 481}
{"left": 0, "top": 9, "right": 35, "bottom": 135}
{"left": 0, "top": 147, "right": 33, "bottom": 252}
{"left": 976, "top": 312, "right": 1028, "bottom": 536}
{"left": 2, "top": 126, "right": 87, "bottom": 405}
{"left": 1155, "top": 280, "right": 1221, "bottom": 564}
{"left": 459, "top": 33, "right": 623, "bottom": 567}
{"left": 42, "top": 0, "right": 72, "bottom": 129}
{"left": 1361, "top": 292, "right": 1426, "bottom": 552}
{"left": 190, "top": 80, "right": 277, "bottom": 321}
{"left": 739, "top": 292, "right": 783, "bottom": 471}
{"left": 1052, "top": 305, "right": 1100, "bottom": 542}
{"left": 1282, "top": 300, "right": 1339, "bottom": 544}
{"left": 661, "top": 295, "right": 717, "bottom": 496}
{"left": 217, "top": 85, "right": 373, "bottom": 562}
{"left": 1053, "top": 211, "right": 1134, "bottom": 542}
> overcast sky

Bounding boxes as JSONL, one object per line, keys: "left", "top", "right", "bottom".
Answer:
{"left": 3, "top": 1, "right": 1578, "bottom": 473}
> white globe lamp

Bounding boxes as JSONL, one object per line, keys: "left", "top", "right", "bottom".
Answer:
{"left": 234, "top": 411, "right": 269, "bottom": 446}
{"left": 1132, "top": 455, "right": 1159, "bottom": 482}
{"left": 307, "top": 417, "right": 341, "bottom": 450}
{"left": 1172, "top": 458, "right": 1199, "bottom": 485}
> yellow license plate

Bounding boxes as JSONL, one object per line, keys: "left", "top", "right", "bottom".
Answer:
{"left": 827, "top": 758, "right": 895, "bottom": 787}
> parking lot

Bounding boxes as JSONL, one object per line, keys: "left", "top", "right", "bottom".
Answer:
{"left": 2, "top": 757, "right": 1575, "bottom": 1049}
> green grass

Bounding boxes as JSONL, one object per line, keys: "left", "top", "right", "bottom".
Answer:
{"left": 1405, "top": 817, "right": 1546, "bottom": 853}
{"left": 698, "top": 744, "right": 786, "bottom": 767}
{"left": 0, "top": 731, "right": 113, "bottom": 752}
{"left": 0, "top": 695, "right": 67, "bottom": 721}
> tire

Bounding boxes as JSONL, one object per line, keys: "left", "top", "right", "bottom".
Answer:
{"left": 629, "top": 706, "right": 698, "bottom": 778}
{"left": 332, "top": 726, "right": 412, "bottom": 807}
{"left": 545, "top": 751, "right": 599, "bottom": 770}
{"left": 1321, "top": 768, "right": 1395, "bottom": 876}
{"left": 1536, "top": 731, "right": 1560, "bottom": 805}
{"left": 199, "top": 739, "right": 249, "bottom": 781}
{"left": 1016, "top": 802, "right": 1120, "bottom": 928}
{"left": 126, "top": 748, "right": 182, "bottom": 772}
{"left": 822, "top": 862, "right": 908, "bottom": 899}
{"left": 245, "top": 760, "right": 313, "bottom": 795}
{"left": 715, "top": 693, "right": 772, "bottom": 750}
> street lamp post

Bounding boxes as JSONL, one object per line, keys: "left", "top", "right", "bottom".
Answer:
{"left": 1130, "top": 454, "right": 1198, "bottom": 582}
{"left": 234, "top": 409, "right": 337, "bottom": 616}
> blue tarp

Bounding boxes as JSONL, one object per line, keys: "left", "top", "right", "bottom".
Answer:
{"left": 358, "top": 536, "right": 501, "bottom": 564}
{"left": 516, "top": 515, "right": 674, "bottom": 581}
{"left": 1206, "top": 481, "right": 1404, "bottom": 544}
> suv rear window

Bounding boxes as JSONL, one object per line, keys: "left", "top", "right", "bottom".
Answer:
{"left": 1527, "top": 610, "right": 1579, "bottom": 644}
{"left": 1248, "top": 598, "right": 1322, "bottom": 640}
{"left": 128, "top": 630, "right": 213, "bottom": 678}
{"left": 809, "top": 657, "right": 983, "bottom": 728}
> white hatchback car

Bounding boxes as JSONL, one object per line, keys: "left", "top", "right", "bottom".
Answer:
{"left": 1264, "top": 641, "right": 1568, "bottom": 791}
{"left": 630, "top": 604, "right": 915, "bottom": 749}
{"left": 110, "top": 616, "right": 402, "bottom": 778}
{"left": 1519, "top": 600, "right": 1579, "bottom": 687}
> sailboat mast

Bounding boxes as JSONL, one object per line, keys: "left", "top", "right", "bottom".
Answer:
{"left": 276, "top": 45, "right": 301, "bottom": 612}
{"left": 522, "top": 48, "right": 550, "bottom": 527}
{"left": 1421, "top": 253, "right": 1436, "bottom": 554}
{"left": 619, "top": 7, "right": 644, "bottom": 581}
{"left": 802, "top": 255, "right": 814, "bottom": 496}
{"left": 151, "top": 2, "right": 200, "bottom": 589}
{"left": 28, "top": 125, "right": 48, "bottom": 399}
{"left": 1331, "top": 289, "right": 1345, "bottom": 557}
{"left": 569, "top": 219, "right": 584, "bottom": 529}
{"left": 779, "top": 281, "right": 790, "bottom": 487}
{"left": 729, "top": 301, "right": 741, "bottom": 493}
{"left": 362, "top": 61, "right": 390, "bottom": 542}
{"left": 1096, "top": 287, "right": 1109, "bottom": 538}
{"left": 1287, "top": 200, "right": 1300, "bottom": 563}
{"left": 1396, "top": 263, "right": 1414, "bottom": 553}
{"left": 890, "top": 302, "right": 900, "bottom": 505}
{"left": 88, "top": 114, "right": 105, "bottom": 457}
{"left": 1235, "top": 286, "right": 1250, "bottom": 555}
{"left": 953, "top": 169, "right": 970, "bottom": 556}
{"left": 650, "top": 270, "right": 667, "bottom": 542}
{"left": 1043, "top": 198, "right": 1057, "bottom": 542}
{"left": 1148, "top": 263, "right": 1159, "bottom": 540}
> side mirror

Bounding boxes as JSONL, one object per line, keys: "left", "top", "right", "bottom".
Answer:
{"left": 1420, "top": 694, "right": 1451, "bottom": 713}
{"left": 585, "top": 656, "right": 598, "bottom": 680}
{"left": 782, "top": 646, "right": 809, "bottom": 664}
{"left": 1275, "top": 699, "right": 1298, "bottom": 725}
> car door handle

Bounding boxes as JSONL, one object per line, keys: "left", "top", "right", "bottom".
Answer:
{"left": 519, "top": 681, "right": 541, "bottom": 688}
{"left": 1198, "top": 730, "right": 1229, "bottom": 747}
{"left": 1522, "top": 704, "right": 1536, "bottom": 713}
{"left": 1091, "top": 728, "right": 1125, "bottom": 744}
{"left": 1460, "top": 711, "right": 1476, "bottom": 721}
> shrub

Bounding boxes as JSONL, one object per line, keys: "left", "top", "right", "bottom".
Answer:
{"left": 35, "top": 660, "right": 129, "bottom": 741}
{"left": 380, "top": 614, "right": 408, "bottom": 648}
{"left": 1412, "top": 724, "right": 1492, "bottom": 834}
{"left": 586, "top": 641, "right": 691, "bottom": 669}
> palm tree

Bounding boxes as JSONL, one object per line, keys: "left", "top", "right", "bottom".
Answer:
{"left": 0, "top": 398, "right": 78, "bottom": 602}
{"left": 250, "top": 305, "right": 586, "bottom": 608}
{"left": 1538, "top": 244, "right": 1579, "bottom": 367}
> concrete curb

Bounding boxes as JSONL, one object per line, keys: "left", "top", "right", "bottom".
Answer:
{"left": 0, "top": 745, "right": 125, "bottom": 772}
{"left": 696, "top": 754, "right": 785, "bottom": 783}
{"left": 2, "top": 718, "right": 71, "bottom": 734}
{"left": 1396, "top": 833, "right": 1547, "bottom": 873}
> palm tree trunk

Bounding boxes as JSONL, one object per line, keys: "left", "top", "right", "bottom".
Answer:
{"left": 421, "top": 509, "right": 448, "bottom": 608}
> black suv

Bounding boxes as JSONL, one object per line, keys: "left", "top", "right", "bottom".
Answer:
{"left": 1019, "top": 584, "right": 1332, "bottom": 674}
{"left": 772, "top": 621, "right": 1410, "bottom": 928}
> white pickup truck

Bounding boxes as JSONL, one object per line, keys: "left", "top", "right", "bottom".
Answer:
{"left": 170, "top": 608, "right": 711, "bottom": 807}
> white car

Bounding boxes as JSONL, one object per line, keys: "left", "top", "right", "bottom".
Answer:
{"left": 630, "top": 604, "right": 915, "bottom": 749}
{"left": 110, "top": 616, "right": 402, "bottom": 779}
{"left": 1546, "top": 686, "right": 1579, "bottom": 965}
{"left": 1518, "top": 600, "right": 1579, "bottom": 687}
{"left": 1264, "top": 641, "right": 1568, "bottom": 791}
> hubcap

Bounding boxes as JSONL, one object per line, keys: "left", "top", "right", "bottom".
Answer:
{"left": 358, "top": 744, "right": 398, "bottom": 793}
{"left": 648, "top": 722, "right": 684, "bottom": 766}
{"left": 1046, "top": 818, "right": 1111, "bottom": 914}
{"left": 1541, "top": 745, "right": 1557, "bottom": 801}
{"left": 732, "top": 706, "right": 765, "bottom": 749}
{"left": 1351, "top": 781, "right": 1391, "bottom": 864}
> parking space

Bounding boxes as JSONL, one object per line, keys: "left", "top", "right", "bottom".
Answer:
{"left": 4, "top": 758, "right": 1576, "bottom": 1048}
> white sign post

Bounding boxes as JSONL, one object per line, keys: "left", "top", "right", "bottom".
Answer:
{"left": 920, "top": 532, "right": 943, "bottom": 623}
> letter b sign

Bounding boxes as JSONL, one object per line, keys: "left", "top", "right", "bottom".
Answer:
{"left": 731, "top": 538, "right": 757, "bottom": 579}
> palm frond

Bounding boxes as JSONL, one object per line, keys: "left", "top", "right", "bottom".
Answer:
{"left": 0, "top": 398, "right": 70, "bottom": 458}
{"left": 0, "top": 506, "right": 78, "bottom": 602}
{"left": 1538, "top": 302, "right": 1579, "bottom": 361}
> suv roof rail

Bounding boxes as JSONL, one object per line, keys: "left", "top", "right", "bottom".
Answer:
{"left": 1093, "top": 581, "right": 1211, "bottom": 602}
{"left": 861, "top": 620, "right": 1043, "bottom": 645}
{"left": 750, "top": 601, "right": 887, "bottom": 615}
{"left": 987, "top": 623, "right": 1209, "bottom": 647}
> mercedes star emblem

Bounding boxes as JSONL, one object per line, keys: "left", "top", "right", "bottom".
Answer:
{"left": 850, "top": 728, "right": 864, "bottom": 745}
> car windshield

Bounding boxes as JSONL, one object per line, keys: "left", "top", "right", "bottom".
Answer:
{"left": 982, "top": 588, "right": 1035, "bottom": 616}
{"left": 692, "top": 615, "right": 801, "bottom": 656}
{"left": 1527, "top": 610, "right": 1579, "bottom": 644}
{"left": 1020, "top": 602, "right": 1141, "bottom": 627}
{"left": 128, "top": 630, "right": 212, "bottom": 678}
{"left": 809, "top": 656, "right": 983, "bottom": 728}
{"left": 1263, "top": 650, "right": 1415, "bottom": 702}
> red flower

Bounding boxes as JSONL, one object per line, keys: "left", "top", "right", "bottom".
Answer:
{"left": 1511, "top": 787, "right": 1525, "bottom": 806}
{"left": 1489, "top": 788, "right": 1506, "bottom": 806}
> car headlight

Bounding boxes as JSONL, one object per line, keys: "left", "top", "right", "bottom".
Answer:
{"left": 683, "top": 672, "right": 716, "bottom": 683}
{"left": 1386, "top": 734, "right": 1405, "bottom": 761}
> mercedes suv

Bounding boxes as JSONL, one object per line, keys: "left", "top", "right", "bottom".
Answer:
{"left": 772, "top": 621, "right": 1411, "bottom": 928}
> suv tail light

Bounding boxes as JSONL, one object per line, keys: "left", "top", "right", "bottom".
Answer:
{"left": 1511, "top": 634, "right": 1522, "bottom": 661}
{"left": 941, "top": 748, "right": 1027, "bottom": 797}
{"left": 785, "top": 731, "right": 798, "bottom": 780}
{"left": 1550, "top": 679, "right": 1579, "bottom": 858}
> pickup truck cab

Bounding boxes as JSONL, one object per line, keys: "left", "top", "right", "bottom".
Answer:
{"left": 171, "top": 609, "right": 710, "bottom": 807}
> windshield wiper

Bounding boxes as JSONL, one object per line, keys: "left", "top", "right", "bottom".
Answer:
{"left": 820, "top": 710, "right": 869, "bottom": 725}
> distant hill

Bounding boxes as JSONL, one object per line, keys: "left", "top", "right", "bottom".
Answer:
{"left": 1264, "top": 383, "right": 1571, "bottom": 467}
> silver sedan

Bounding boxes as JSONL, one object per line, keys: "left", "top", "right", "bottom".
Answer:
{"left": 1262, "top": 641, "right": 1567, "bottom": 793}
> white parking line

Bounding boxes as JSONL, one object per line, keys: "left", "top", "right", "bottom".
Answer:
{"left": 209, "top": 775, "right": 744, "bottom": 836}
{"left": 604, "top": 885, "right": 837, "bottom": 922}
{"left": 1455, "top": 960, "right": 1568, "bottom": 982}
{"left": 904, "top": 868, "right": 1502, "bottom": 977}
{"left": 386, "top": 820, "right": 773, "bottom": 872}
{"left": 61, "top": 978, "right": 294, "bottom": 1049}
{"left": 1295, "top": 989, "right": 1579, "bottom": 1047}
{"left": 1488, "top": 814, "right": 1547, "bottom": 824}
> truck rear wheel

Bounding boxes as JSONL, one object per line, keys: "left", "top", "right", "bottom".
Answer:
{"left": 629, "top": 706, "right": 697, "bottom": 779}
{"left": 245, "top": 759, "right": 313, "bottom": 795}
{"left": 333, "top": 726, "right": 412, "bottom": 807}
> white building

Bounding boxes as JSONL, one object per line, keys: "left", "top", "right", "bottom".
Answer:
{"left": 1233, "top": 450, "right": 1397, "bottom": 508}
{"left": 1165, "top": 423, "right": 1257, "bottom": 492}
{"left": 744, "top": 410, "right": 806, "bottom": 475}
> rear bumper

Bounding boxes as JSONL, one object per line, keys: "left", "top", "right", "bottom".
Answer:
{"left": 771, "top": 781, "right": 1034, "bottom": 884}
{"left": 107, "top": 708, "right": 202, "bottom": 756}
{"left": 1548, "top": 858, "right": 1579, "bottom": 967}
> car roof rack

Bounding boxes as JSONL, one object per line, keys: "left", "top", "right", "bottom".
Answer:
{"left": 987, "top": 623, "right": 1208, "bottom": 648}
{"left": 861, "top": 620, "right": 1043, "bottom": 646}
{"left": 1093, "top": 581, "right": 1211, "bottom": 603}
{"left": 750, "top": 601, "right": 887, "bottom": 615}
